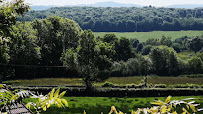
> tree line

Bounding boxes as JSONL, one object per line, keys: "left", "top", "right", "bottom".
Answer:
{"left": 1, "top": 0, "right": 203, "bottom": 90}
{"left": 1, "top": 16, "right": 203, "bottom": 79}
{"left": 17, "top": 6, "right": 203, "bottom": 32}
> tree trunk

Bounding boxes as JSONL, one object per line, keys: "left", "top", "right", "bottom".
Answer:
{"left": 84, "top": 78, "right": 93, "bottom": 92}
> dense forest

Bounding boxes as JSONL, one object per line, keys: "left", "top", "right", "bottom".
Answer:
{"left": 18, "top": 6, "right": 203, "bottom": 32}
{"left": 1, "top": 16, "right": 203, "bottom": 80}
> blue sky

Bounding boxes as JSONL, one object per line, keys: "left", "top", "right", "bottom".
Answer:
{"left": 25, "top": 0, "right": 203, "bottom": 6}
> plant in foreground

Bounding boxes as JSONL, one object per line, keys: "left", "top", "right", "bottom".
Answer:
{"left": 26, "top": 88, "right": 68, "bottom": 113}
{"left": 0, "top": 84, "right": 33, "bottom": 112}
{"left": 84, "top": 96, "right": 203, "bottom": 114}
{"left": 0, "top": 84, "right": 68, "bottom": 114}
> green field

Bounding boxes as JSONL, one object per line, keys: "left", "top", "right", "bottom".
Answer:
{"left": 94, "top": 31, "right": 203, "bottom": 42}
{"left": 177, "top": 51, "right": 194, "bottom": 61}
{"left": 23, "top": 96, "right": 203, "bottom": 114}
{"left": 4, "top": 76, "right": 203, "bottom": 86}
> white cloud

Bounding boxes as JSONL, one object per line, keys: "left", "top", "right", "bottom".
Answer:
{"left": 25, "top": 0, "right": 203, "bottom": 6}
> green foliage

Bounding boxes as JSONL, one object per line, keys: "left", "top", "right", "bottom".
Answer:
{"left": 8, "top": 22, "right": 40, "bottom": 65}
{"left": 0, "top": 35, "right": 10, "bottom": 64}
{"left": 19, "top": 7, "right": 203, "bottom": 32}
{"left": 180, "top": 74, "right": 203, "bottom": 78}
{"left": 149, "top": 46, "right": 179, "bottom": 75}
{"left": 160, "top": 36, "right": 173, "bottom": 47}
{"left": 0, "top": 0, "right": 30, "bottom": 34}
{"left": 114, "top": 37, "right": 134, "bottom": 61}
{"left": 22, "top": 96, "right": 203, "bottom": 114}
{"left": 186, "top": 36, "right": 203, "bottom": 52}
{"left": 26, "top": 88, "right": 68, "bottom": 113}
{"left": 130, "top": 39, "right": 139, "bottom": 48}
{"left": 103, "top": 34, "right": 118, "bottom": 44}
{"left": 142, "top": 45, "right": 153, "bottom": 55}
{"left": 154, "top": 84, "right": 167, "bottom": 88}
{"left": 32, "top": 16, "right": 82, "bottom": 65}
{"left": 107, "top": 96, "right": 202, "bottom": 114}
{"left": 0, "top": 84, "right": 34, "bottom": 112}
{"left": 101, "top": 81, "right": 115, "bottom": 87}
{"left": 0, "top": 84, "right": 19, "bottom": 109}
{"left": 169, "top": 83, "right": 201, "bottom": 88}
{"left": 61, "top": 30, "right": 114, "bottom": 89}
{"left": 188, "top": 56, "right": 202, "bottom": 74}
{"left": 0, "top": 0, "right": 29, "bottom": 78}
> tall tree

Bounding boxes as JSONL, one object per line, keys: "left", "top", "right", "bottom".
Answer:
{"left": 32, "top": 16, "right": 81, "bottom": 65}
{"left": 8, "top": 22, "right": 40, "bottom": 65}
{"left": 186, "top": 36, "right": 203, "bottom": 53}
{"left": 61, "top": 30, "right": 114, "bottom": 90}
{"left": 0, "top": 0, "right": 29, "bottom": 79}
{"left": 114, "top": 37, "right": 134, "bottom": 61}
{"left": 188, "top": 56, "right": 202, "bottom": 74}
{"left": 149, "top": 46, "right": 179, "bottom": 76}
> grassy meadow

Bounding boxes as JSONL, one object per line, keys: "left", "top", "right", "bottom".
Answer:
{"left": 177, "top": 51, "right": 194, "bottom": 61}
{"left": 94, "top": 31, "right": 203, "bottom": 42}
{"left": 23, "top": 96, "right": 203, "bottom": 114}
{"left": 4, "top": 76, "right": 203, "bottom": 86}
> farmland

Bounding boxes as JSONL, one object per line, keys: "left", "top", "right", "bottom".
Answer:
{"left": 94, "top": 30, "right": 203, "bottom": 42}
{"left": 3, "top": 76, "right": 203, "bottom": 86}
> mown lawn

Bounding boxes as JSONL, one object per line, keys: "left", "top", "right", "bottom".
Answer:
{"left": 23, "top": 96, "right": 203, "bottom": 114}
{"left": 94, "top": 30, "right": 203, "bottom": 42}
{"left": 3, "top": 76, "right": 203, "bottom": 86}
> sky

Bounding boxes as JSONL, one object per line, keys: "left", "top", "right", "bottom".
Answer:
{"left": 24, "top": 0, "right": 203, "bottom": 7}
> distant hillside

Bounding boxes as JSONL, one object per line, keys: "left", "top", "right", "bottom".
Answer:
{"left": 30, "top": 2, "right": 141, "bottom": 11}
{"left": 30, "top": 5, "right": 56, "bottom": 11}
{"left": 77, "top": 1, "right": 142, "bottom": 7}
{"left": 18, "top": 7, "right": 203, "bottom": 32}
{"left": 168, "top": 4, "right": 203, "bottom": 9}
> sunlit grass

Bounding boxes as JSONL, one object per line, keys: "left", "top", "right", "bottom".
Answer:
{"left": 177, "top": 51, "right": 194, "bottom": 61}
{"left": 3, "top": 78, "right": 83, "bottom": 86}
{"left": 4, "top": 76, "right": 203, "bottom": 86}
{"left": 94, "top": 30, "right": 203, "bottom": 42}
{"left": 22, "top": 96, "right": 203, "bottom": 114}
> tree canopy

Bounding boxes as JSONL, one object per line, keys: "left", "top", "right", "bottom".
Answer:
{"left": 61, "top": 30, "right": 114, "bottom": 90}
{"left": 18, "top": 6, "right": 203, "bottom": 32}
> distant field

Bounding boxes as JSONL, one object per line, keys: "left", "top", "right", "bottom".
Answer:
{"left": 177, "top": 51, "right": 194, "bottom": 61}
{"left": 94, "top": 31, "right": 203, "bottom": 42}
{"left": 4, "top": 76, "right": 203, "bottom": 86}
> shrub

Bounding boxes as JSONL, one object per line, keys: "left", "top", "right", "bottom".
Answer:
{"left": 170, "top": 83, "right": 201, "bottom": 88}
{"left": 101, "top": 81, "right": 115, "bottom": 87}
{"left": 126, "top": 84, "right": 137, "bottom": 88}
{"left": 154, "top": 84, "right": 167, "bottom": 88}
{"left": 142, "top": 45, "right": 152, "bottom": 55}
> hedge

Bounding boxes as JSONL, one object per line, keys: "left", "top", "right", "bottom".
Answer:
{"left": 9, "top": 86, "right": 203, "bottom": 97}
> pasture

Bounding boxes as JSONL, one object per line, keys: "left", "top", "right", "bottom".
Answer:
{"left": 94, "top": 30, "right": 203, "bottom": 42}
{"left": 177, "top": 51, "right": 194, "bottom": 60}
{"left": 4, "top": 76, "right": 203, "bottom": 86}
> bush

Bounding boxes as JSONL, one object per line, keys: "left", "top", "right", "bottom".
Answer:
{"left": 142, "top": 45, "right": 152, "bottom": 55}
{"left": 126, "top": 84, "right": 137, "bottom": 88}
{"left": 101, "top": 82, "right": 115, "bottom": 87}
{"left": 170, "top": 83, "right": 201, "bottom": 88}
{"left": 179, "top": 74, "right": 203, "bottom": 78}
{"left": 154, "top": 84, "right": 167, "bottom": 88}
